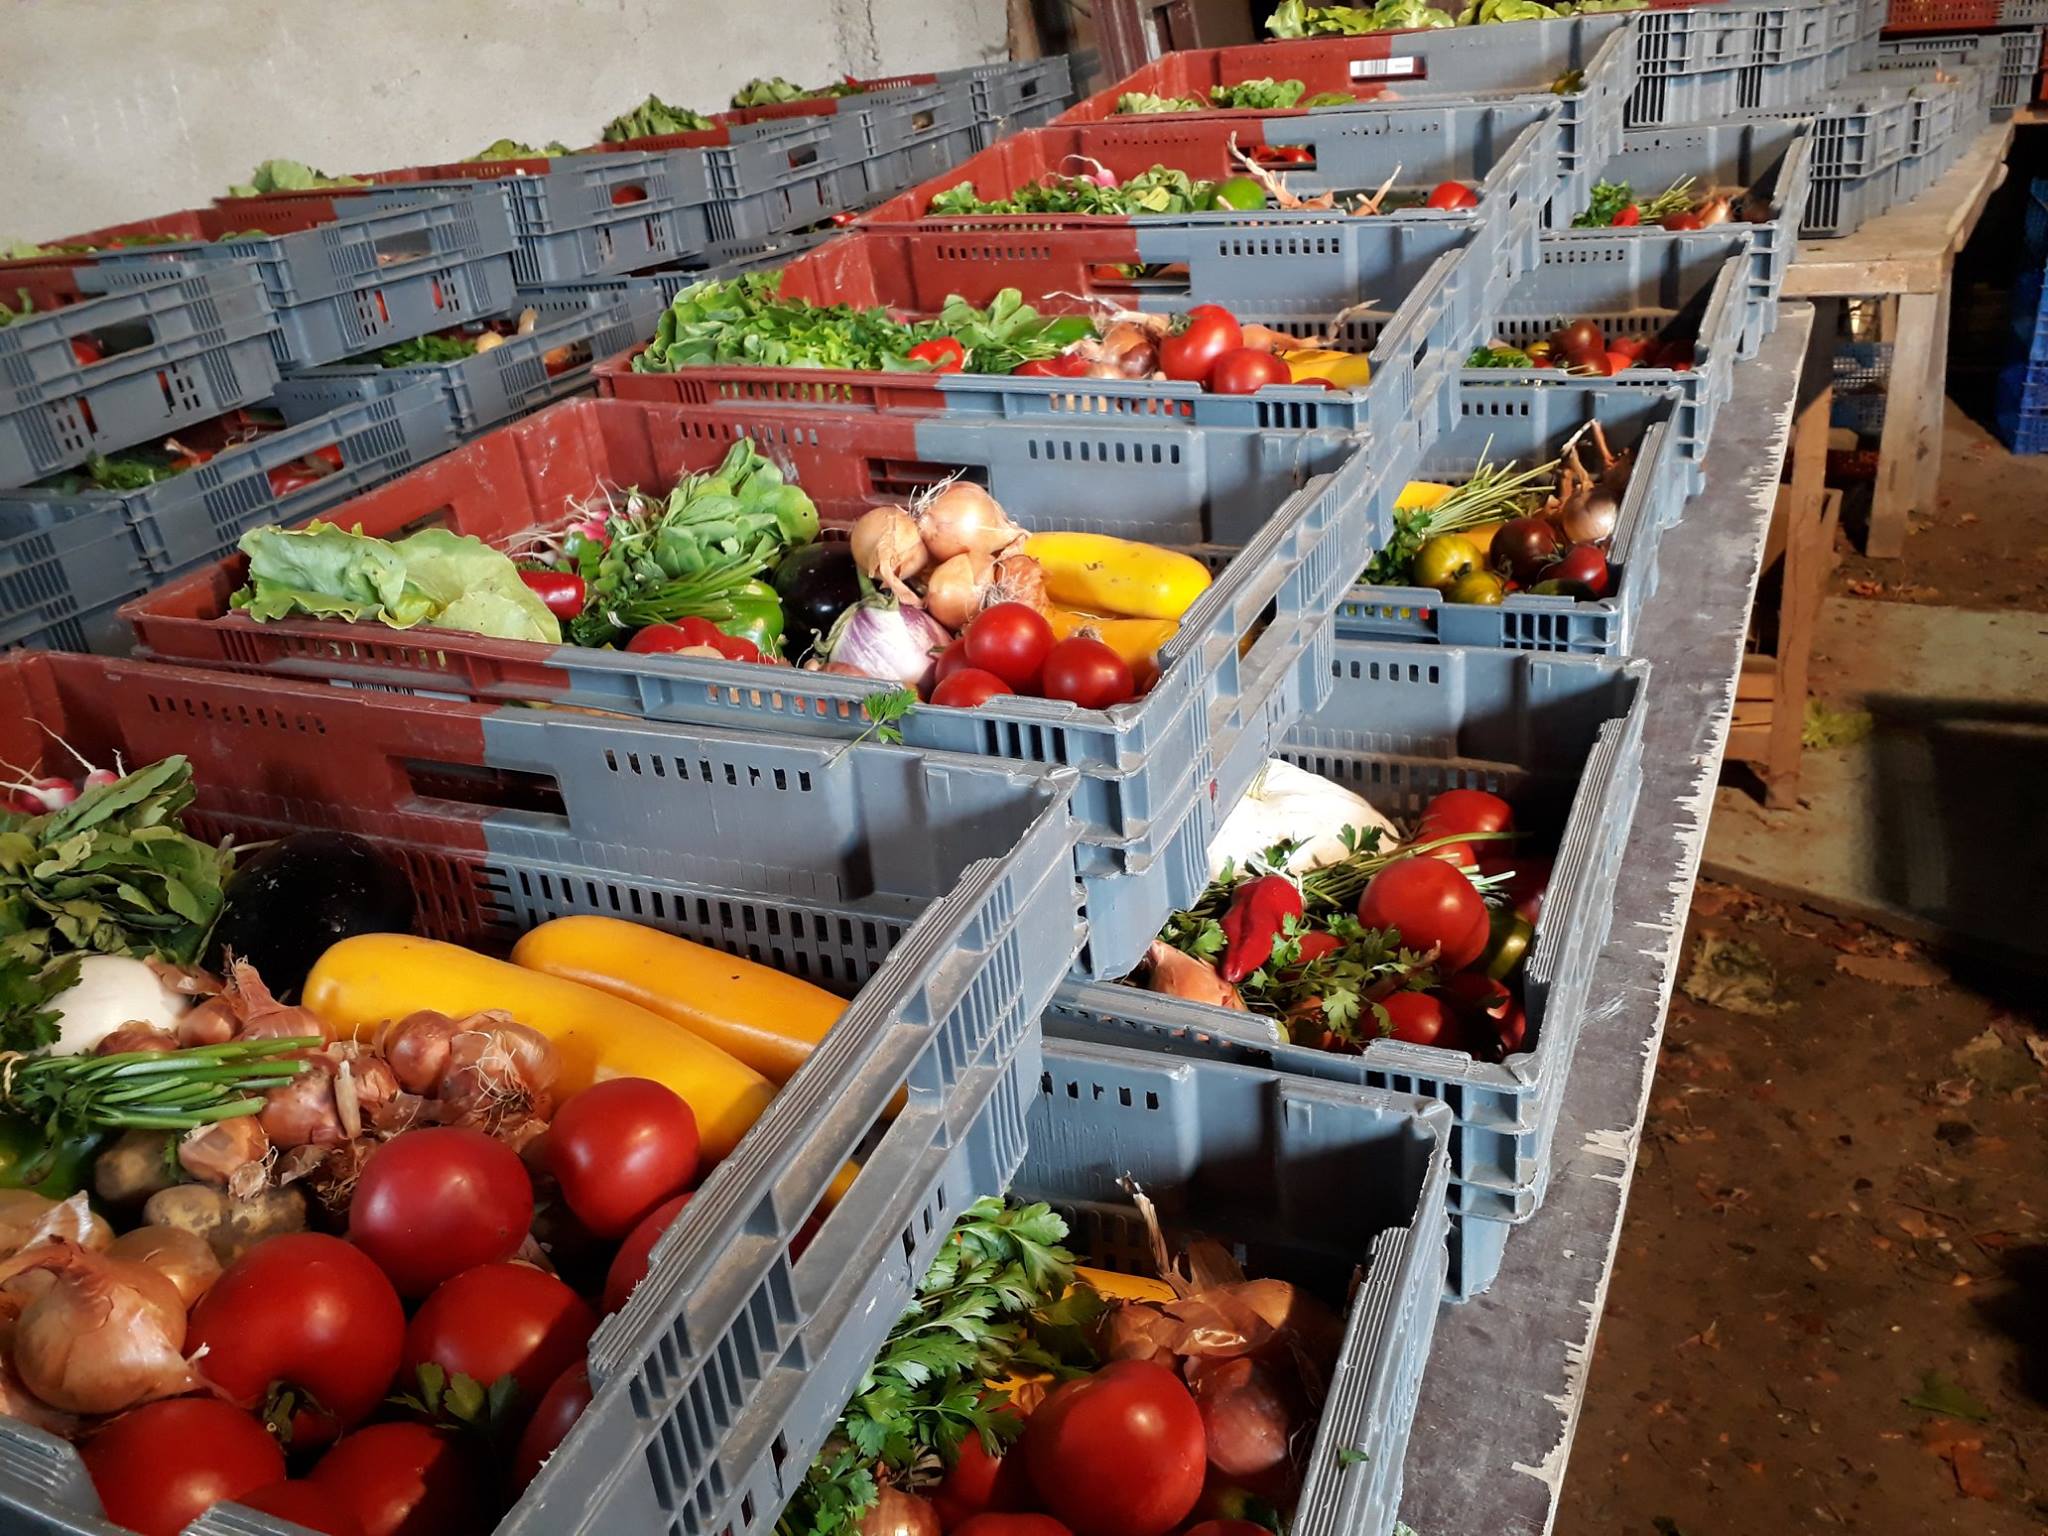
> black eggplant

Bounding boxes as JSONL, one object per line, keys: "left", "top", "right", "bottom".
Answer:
{"left": 772, "top": 542, "right": 862, "bottom": 662}
{"left": 204, "top": 832, "right": 413, "bottom": 999}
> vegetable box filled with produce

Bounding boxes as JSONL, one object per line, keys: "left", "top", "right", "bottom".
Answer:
{"left": 1343, "top": 382, "right": 1685, "bottom": 653}
{"left": 125, "top": 394, "right": 1375, "bottom": 970}
{"left": 1050, "top": 636, "right": 1648, "bottom": 1300}
{"left": 1264, "top": 0, "right": 1643, "bottom": 37}
{"left": 647, "top": 1014, "right": 1450, "bottom": 1536}
{"left": 0, "top": 645, "right": 1086, "bottom": 1536}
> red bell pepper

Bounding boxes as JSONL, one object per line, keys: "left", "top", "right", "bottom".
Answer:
{"left": 1219, "top": 874, "right": 1305, "bottom": 984}
{"left": 1289, "top": 929, "right": 1345, "bottom": 968}
{"left": 625, "top": 618, "right": 764, "bottom": 663}
{"left": 1610, "top": 205, "right": 1642, "bottom": 227}
{"left": 907, "top": 337, "right": 966, "bottom": 374}
{"left": 1013, "top": 354, "right": 1089, "bottom": 378}
{"left": 518, "top": 568, "right": 588, "bottom": 621}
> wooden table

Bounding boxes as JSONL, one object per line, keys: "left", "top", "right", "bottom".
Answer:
{"left": 1398, "top": 307, "right": 1811, "bottom": 1536}
{"left": 1782, "top": 121, "right": 2016, "bottom": 558}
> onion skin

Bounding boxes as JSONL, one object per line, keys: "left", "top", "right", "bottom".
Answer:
{"left": 850, "top": 507, "right": 929, "bottom": 600}
{"left": 0, "top": 1239, "right": 195, "bottom": 1414}
{"left": 915, "top": 482, "right": 1022, "bottom": 562}
{"left": 924, "top": 552, "right": 996, "bottom": 630}
{"left": 178, "top": 1116, "right": 271, "bottom": 1186}
{"left": 1559, "top": 489, "right": 1619, "bottom": 545}
{"left": 855, "top": 1487, "right": 942, "bottom": 1536}
{"left": 106, "top": 1226, "right": 222, "bottom": 1309}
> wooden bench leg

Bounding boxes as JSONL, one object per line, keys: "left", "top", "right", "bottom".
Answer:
{"left": 1762, "top": 369, "right": 1837, "bottom": 808}
{"left": 1870, "top": 290, "right": 1941, "bottom": 558}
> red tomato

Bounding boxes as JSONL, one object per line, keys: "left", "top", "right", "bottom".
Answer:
{"left": 1476, "top": 850, "right": 1549, "bottom": 926}
{"left": 546, "top": 1077, "right": 700, "bottom": 1239}
{"left": 932, "top": 636, "right": 973, "bottom": 687}
{"left": 1038, "top": 637, "right": 1133, "bottom": 709}
{"left": 83, "top": 1400, "right": 285, "bottom": 1536}
{"left": 404, "top": 1262, "right": 596, "bottom": 1410}
{"left": 1442, "top": 973, "right": 1524, "bottom": 1058}
{"left": 932, "top": 667, "right": 1017, "bottom": 707}
{"left": 1548, "top": 543, "right": 1611, "bottom": 597}
{"left": 1289, "top": 929, "right": 1345, "bottom": 968}
{"left": 512, "top": 1362, "right": 593, "bottom": 1493}
{"left": 604, "top": 1192, "right": 693, "bottom": 1314}
{"left": 240, "top": 1482, "right": 368, "bottom": 1536}
{"left": 1419, "top": 788, "right": 1514, "bottom": 838}
{"left": 311, "top": 1423, "right": 482, "bottom": 1536}
{"left": 1206, "top": 348, "right": 1291, "bottom": 394}
{"left": 1606, "top": 336, "right": 1647, "bottom": 361}
{"left": 1377, "top": 991, "right": 1460, "bottom": 1048}
{"left": 954, "top": 1517, "right": 1075, "bottom": 1535}
{"left": 1023, "top": 1360, "right": 1206, "bottom": 1536}
{"left": 964, "top": 603, "right": 1055, "bottom": 689}
{"left": 1661, "top": 211, "right": 1704, "bottom": 230}
{"left": 348, "top": 1127, "right": 534, "bottom": 1298}
{"left": 1356, "top": 855, "right": 1490, "bottom": 971}
{"left": 1424, "top": 181, "right": 1479, "bottom": 210}
{"left": 909, "top": 337, "right": 967, "bottom": 373}
{"left": 188, "top": 1233, "right": 406, "bottom": 1445}
{"left": 1159, "top": 310, "right": 1243, "bottom": 381}
{"left": 69, "top": 336, "right": 105, "bottom": 366}
{"left": 1014, "top": 354, "right": 1090, "bottom": 378}
{"left": 932, "top": 1411, "right": 1034, "bottom": 1526}
{"left": 1603, "top": 351, "right": 1634, "bottom": 375}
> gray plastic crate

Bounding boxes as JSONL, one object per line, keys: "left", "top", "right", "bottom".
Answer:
{"left": 1554, "top": 116, "right": 1814, "bottom": 355}
{"left": 0, "top": 268, "right": 281, "bottom": 489}
{"left": 2000, "top": 0, "right": 2048, "bottom": 20}
{"left": 1467, "top": 226, "right": 1752, "bottom": 483}
{"left": 975, "top": 55, "right": 1076, "bottom": 122}
{"left": 1, "top": 499, "right": 152, "bottom": 652}
{"left": 1633, "top": 0, "right": 1839, "bottom": 75}
{"left": 490, "top": 1031, "right": 1452, "bottom": 1536}
{"left": 1050, "top": 636, "right": 1648, "bottom": 1300}
{"left": 1879, "top": 27, "right": 2042, "bottom": 114}
{"left": 1625, "top": 45, "right": 1839, "bottom": 125}
{"left": 518, "top": 231, "right": 841, "bottom": 334}
{"left": 0, "top": 646, "right": 1085, "bottom": 1536}
{"left": 1804, "top": 156, "right": 1904, "bottom": 233}
{"left": 1339, "top": 381, "right": 1687, "bottom": 655}
{"left": 1, "top": 382, "right": 453, "bottom": 581}
{"left": 91, "top": 188, "right": 520, "bottom": 370}
{"left": 270, "top": 293, "right": 647, "bottom": 434}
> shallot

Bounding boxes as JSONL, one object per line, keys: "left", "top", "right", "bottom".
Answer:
{"left": 922, "top": 552, "right": 995, "bottom": 630}
{"left": 178, "top": 1116, "right": 271, "bottom": 1192}
{"left": 849, "top": 506, "right": 929, "bottom": 600}
{"left": 380, "top": 1010, "right": 466, "bottom": 1094}
{"left": 987, "top": 552, "right": 1047, "bottom": 611}
{"left": 855, "top": 1486, "right": 942, "bottom": 1536}
{"left": 435, "top": 1016, "right": 559, "bottom": 1135}
{"left": 1142, "top": 941, "right": 1247, "bottom": 1012}
{"left": 912, "top": 480, "right": 1023, "bottom": 562}
{"left": 93, "top": 1023, "right": 179, "bottom": 1056}
{"left": 260, "top": 1058, "right": 343, "bottom": 1149}
{"left": 0, "top": 1239, "right": 194, "bottom": 1413}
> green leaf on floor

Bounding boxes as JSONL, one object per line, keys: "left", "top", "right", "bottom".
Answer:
{"left": 1802, "top": 698, "right": 1875, "bottom": 750}
{"left": 1681, "top": 933, "right": 1793, "bottom": 1016}
{"left": 1905, "top": 1369, "right": 1991, "bottom": 1423}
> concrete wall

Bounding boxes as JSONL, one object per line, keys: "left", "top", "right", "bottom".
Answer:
{"left": 1, "top": 0, "right": 1007, "bottom": 240}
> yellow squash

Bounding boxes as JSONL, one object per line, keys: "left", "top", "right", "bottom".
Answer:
{"left": 302, "top": 933, "right": 776, "bottom": 1164}
{"left": 1023, "top": 532, "right": 1211, "bottom": 621}
{"left": 1395, "top": 480, "right": 1459, "bottom": 514}
{"left": 1282, "top": 348, "right": 1372, "bottom": 388}
{"left": 1044, "top": 606, "right": 1180, "bottom": 676}
{"left": 511, "top": 916, "right": 840, "bottom": 1086}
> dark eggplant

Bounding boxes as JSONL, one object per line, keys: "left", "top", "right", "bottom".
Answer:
{"left": 204, "top": 832, "right": 413, "bottom": 1000}
{"left": 772, "top": 542, "right": 863, "bottom": 662}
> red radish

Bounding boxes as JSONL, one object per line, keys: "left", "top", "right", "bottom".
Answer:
{"left": 10, "top": 777, "right": 79, "bottom": 812}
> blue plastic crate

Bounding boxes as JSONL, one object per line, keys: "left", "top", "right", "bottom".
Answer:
{"left": 270, "top": 293, "right": 649, "bottom": 435}
{"left": 1552, "top": 116, "right": 1813, "bottom": 355}
{"left": 0, "top": 644, "right": 1086, "bottom": 1536}
{"left": 1339, "top": 381, "right": 1687, "bottom": 655}
{"left": 0, "top": 267, "right": 281, "bottom": 489}
{"left": 1049, "top": 635, "right": 1648, "bottom": 1300}
{"left": 90, "top": 189, "right": 520, "bottom": 371}
{"left": 504, "top": 1030, "right": 1453, "bottom": 1536}
{"left": 1, "top": 383, "right": 453, "bottom": 581}
{"left": 1465, "top": 226, "right": 1752, "bottom": 483}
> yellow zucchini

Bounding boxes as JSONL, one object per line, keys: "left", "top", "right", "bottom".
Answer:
{"left": 511, "top": 916, "right": 840, "bottom": 1086}
{"left": 302, "top": 933, "right": 776, "bottom": 1164}
{"left": 1044, "top": 607, "right": 1180, "bottom": 676}
{"left": 1395, "top": 480, "right": 1459, "bottom": 514}
{"left": 1022, "top": 532, "right": 1212, "bottom": 621}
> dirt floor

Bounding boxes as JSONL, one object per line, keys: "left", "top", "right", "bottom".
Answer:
{"left": 1557, "top": 211, "right": 2048, "bottom": 1535}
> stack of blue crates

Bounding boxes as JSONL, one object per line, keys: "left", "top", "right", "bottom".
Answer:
{"left": 1995, "top": 177, "right": 2048, "bottom": 450}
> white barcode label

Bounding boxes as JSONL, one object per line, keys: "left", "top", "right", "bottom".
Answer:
{"left": 1349, "top": 57, "right": 1424, "bottom": 80}
{"left": 326, "top": 678, "right": 468, "bottom": 703}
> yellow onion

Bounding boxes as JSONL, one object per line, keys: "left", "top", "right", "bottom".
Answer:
{"left": 922, "top": 552, "right": 995, "bottom": 630}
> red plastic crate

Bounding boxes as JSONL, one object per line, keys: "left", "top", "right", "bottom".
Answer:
{"left": 1881, "top": 0, "right": 2002, "bottom": 28}
{"left": 0, "top": 201, "right": 344, "bottom": 312}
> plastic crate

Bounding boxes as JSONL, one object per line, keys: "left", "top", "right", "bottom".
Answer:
{"left": 1554, "top": 116, "right": 1813, "bottom": 354}
{"left": 0, "top": 645, "right": 1085, "bottom": 1536}
{"left": 1995, "top": 360, "right": 2048, "bottom": 448}
{"left": 1049, "top": 637, "right": 1648, "bottom": 1299}
{"left": 1, "top": 498, "right": 152, "bottom": 652}
{"left": 596, "top": 224, "right": 1476, "bottom": 437}
{"left": 1626, "top": 45, "right": 1838, "bottom": 123}
{"left": 1058, "top": 17, "right": 1638, "bottom": 212}
{"left": 974, "top": 55, "right": 1076, "bottom": 122}
{"left": 0, "top": 382, "right": 454, "bottom": 581}
{"left": 1805, "top": 155, "right": 1907, "bottom": 232}
{"left": 0, "top": 267, "right": 281, "bottom": 489}
{"left": 1466, "top": 227, "right": 1751, "bottom": 484}
{"left": 594, "top": 119, "right": 856, "bottom": 250}
{"left": 517, "top": 230, "right": 844, "bottom": 334}
{"left": 1339, "top": 382, "right": 1686, "bottom": 655}
{"left": 1634, "top": 0, "right": 1843, "bottom": 75}
{"left": 85, "top": 190, "right": 520, "bottom": 370}
{"left": 123, "top": 394, "right": 1387, "bottom": 979}
{"left": 1884, "top": 0, "right": 2002, "bottom": 27}
{"left": 269, "top": 293, "right": 648, "bottom": 435}
{"left": 487, "top": 1034, "right": 1450, "bottom": 1536}
{"left": 1879, "top": 27, "right": 2042, "bottom": 112}
{"left": 858, "top": 103, "right": 1562, "bottom": 322}
{"left": 836, "top": 122, "right": 985, "bottom": 209}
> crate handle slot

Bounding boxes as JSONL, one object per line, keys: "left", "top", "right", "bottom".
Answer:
{"left": 397, "top": 756, "right": 568, "bottom": 819}
{"left": 787, "top": 144, "right": 820, "bottom": 170}
{"left": 371, "top": 228, "right": 434, "bottom": 269}
{"left": 609, "top": 182, "right": 652, "bottom": 207}
{"left": 911, "top": 110, "right": 936, "bottom": 132}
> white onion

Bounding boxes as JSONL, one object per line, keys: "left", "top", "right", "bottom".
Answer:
{"left": 823, "top": 599, "right": 952, "bottom": 690}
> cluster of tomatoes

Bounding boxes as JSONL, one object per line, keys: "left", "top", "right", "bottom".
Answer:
{"left": 1348, "top": 788, "right": 1546, "bottom": 1058}
{"left": 1538, "top": 317, "right": 1695, "bottom": 377}
{"left": 82, "top": 1077, "right": 711, "bottom": 1536}
{"left": 1013, "top": 305, "right": 1304, "bottom": 394}
{"left": 931, "top": 603, "right": 1140, "bottom": 710}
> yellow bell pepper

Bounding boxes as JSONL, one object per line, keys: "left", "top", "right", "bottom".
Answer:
{"left": 511, "top": 916, "right": 840, "bottom": 1086}
{"left": 1074, "top": 1265, "right": 1178, "bottom": 1302}
{"left": 1395, "top": 480, "right": 1459, "bottom": 514}
{"left": 1022, "top": 532, "right": 1211, "bottom": 621}
{"left": 1044, "top": 606, "right": 1180, "bottom": 677}
{"left": 1282, "top": 348, "right": 1373, "bottom": 388}
{"left": 302, "top": 933, "right": 776, "bottom": 1164}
